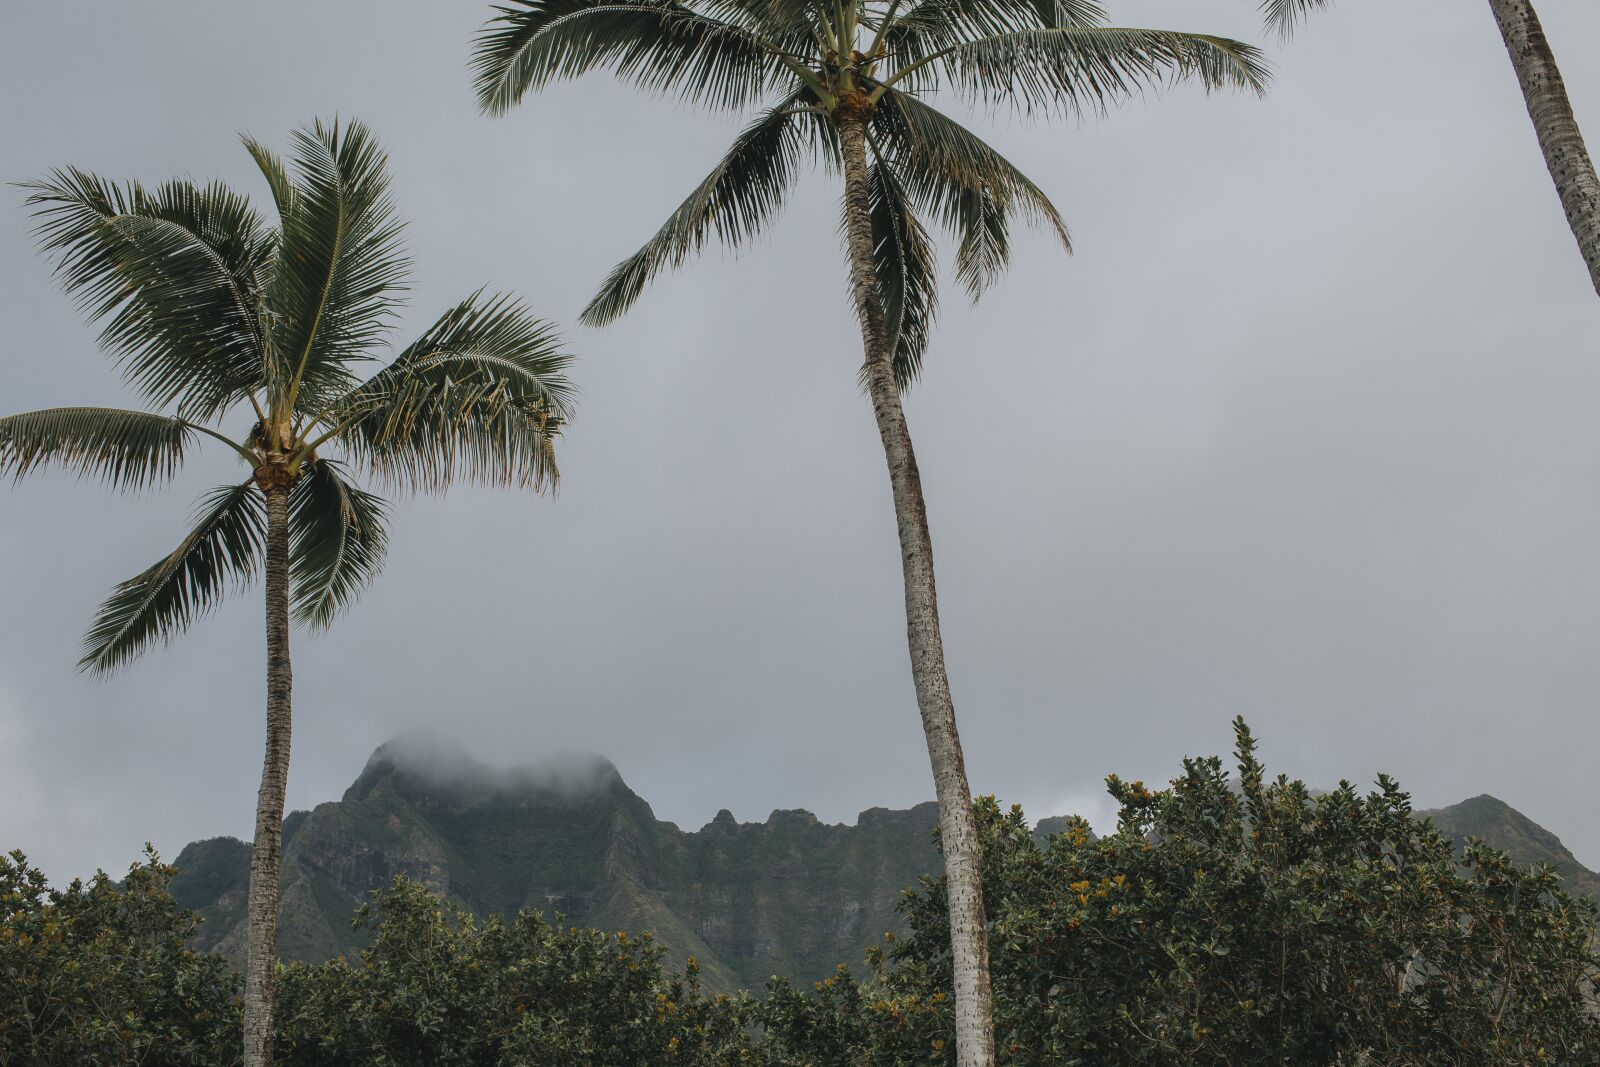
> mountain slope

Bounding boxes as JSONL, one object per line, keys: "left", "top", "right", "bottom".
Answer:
{"left": 1420, "top": 794, "right": 1600, "bottom": 899}
{"left": 170, "top": 738, "right": 942, "bottom": 989}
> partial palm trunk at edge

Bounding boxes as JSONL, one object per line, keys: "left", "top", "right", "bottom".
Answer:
{"left": 836, "top": 109, "right": 997, "bottom": 1067}
{"left": 244, "top": 481, "right": 293, "bottom": 1067}
{"left": 1488, "top": 0, "right": 1600, "bottom": 297}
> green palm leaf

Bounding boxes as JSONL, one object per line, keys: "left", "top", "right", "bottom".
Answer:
{"left": 289, "top": 458, "right": 390, "bottom": 629}
{"left": 331, "top": 292, "right": 573, "bottom": 493}
{"left": 864, "top": 162, "right": 938, "bottom": 387}
{"left": 693, "top": 0, "right": 828, "bottom": 55}
{"left": 21, "top": 171, "right": 270, "bottom": 423}
{"left": 873, "top": 90, "right": 1067, "bottom": 298}
{"left": 582, "top": 87, "right": 831, "bottom": 325}
{"left": 882, "top": 0, "right": 1106, "bottom": 72}
{"left": 267, "top": 118, "right": 409, "bottom": 417}
{"left": 0, "top": 407, "right": 197, "bottom": 491}
{"left": 80, "top": 481, "right": 264, "bottom": 674}
{"left": 241, "top": 134, "right": 297, "bottom": 225}
{"left": 902, "top": 26, "right": 1269, "bottom": 114}
{"left": 1260, "top": 0, "right": 1330, "bottom": 38}
{"left": 473, "top": 0, "right": 789, "bottom": 115}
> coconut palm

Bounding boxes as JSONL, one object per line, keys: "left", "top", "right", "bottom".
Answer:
{"left": 472, "top": 3, "right": 1265, "bottom": 1063}
{"left": 1, "top": 119, "right": 575, "bottom": 1067}
{"left": 1264, "top": 0, "right": 1599, "bottom": 296}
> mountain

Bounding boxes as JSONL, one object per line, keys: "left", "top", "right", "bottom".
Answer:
{"left": 1419, "top": 794, "right": 1600, "bottom": 900}
{"left": 169, "top": 737, "right": 942, "bottom": 990}
{"left": 168, "top": 739, "right": 1600, "bottom": 990}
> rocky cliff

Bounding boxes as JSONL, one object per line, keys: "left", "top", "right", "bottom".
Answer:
{"left": 170, "top": 738, "right": 942, "bottom": 990}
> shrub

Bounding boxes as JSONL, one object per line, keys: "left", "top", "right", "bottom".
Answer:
{"left": 758, "top": 720, "right": 1600, "bottom": 1065}
{"left": 0, "top": 849, "right": 242, "bottom": 1066}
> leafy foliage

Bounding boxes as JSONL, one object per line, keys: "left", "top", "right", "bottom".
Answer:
{"left": 477, "top": 0, "right": 1268, "bottom": 387}
{"left": 864, "top": 162, "right": 938, "bottom": 386}
{"left": 0, "top": 407, "right": 195, "bottom": 491}
{"left": 79, "top": 481, "right": 265, "bottom": 673}
{"left": 1, "top": 857, "right": 760, "bottom": 1067}
{"left": 1259, "top": 0, "right": 1331, "bottom": 39}
{"left": 265, "top": 120, "right": 409, "bottom": 413}
{"left": 288, "top": 459, "right": 390, "bottom": 628}
{"left": 330, "top": 291, "right": 572, "bottom": 494}
{"left": 273, "top": 879, "right": 760, "bottom": 1066}
{"left": 758, "top": 720, "right": 1600, "bottom": 1065}
{"left": 0, "top": 850, "right": 242, "bottom": 1067}
{"left": 10, "top": 120, "right": 575, "bottom": 672}
{"left": 20, "top": 172, "right": 272, "bottom": 423}
{"left": 473, "top": 0, "right": 791, "bottom": 114}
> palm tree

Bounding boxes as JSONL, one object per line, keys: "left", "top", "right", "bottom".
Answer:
{"left": 1264, "top": 0, "right": 1599, "bottom": 296}
{"left": 1, "top": 119, "right": 575, "bottom": 1067}
{"left": 472, "top": 4, "right": 1265, "bottom": 1063}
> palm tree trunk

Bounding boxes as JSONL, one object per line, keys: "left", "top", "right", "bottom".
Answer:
{"left": 243, "top": 480, "right": 293, "bottom": 1067}
{"left": 1487, "top": 0, "right": 1600, "bottom": 296}
{"left": 835, "top": 106, "right": 996, "bottom": 1067}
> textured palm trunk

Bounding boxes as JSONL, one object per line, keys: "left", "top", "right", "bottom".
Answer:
{"left": 243, "top": 480, "right": 293, "bottom": 1067}
{"left": 1487, "top": 0, "right": 1600, "bottom": 296}
{"left": 836, "top": 107, "right": 996, "bottom": 1067}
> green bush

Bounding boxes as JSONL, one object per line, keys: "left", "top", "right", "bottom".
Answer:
{"left": 758, "top": 720, "right": 1600, "bottom": 1065}
{"left": 274, "top": 878, "right": 758, "bottom": 1066}
{"left": 0, "top": 848, "right": 242, "bottom": 1066}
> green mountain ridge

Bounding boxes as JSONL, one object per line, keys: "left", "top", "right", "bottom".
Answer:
{"left": 1417, "top": 793, "right": 1600, "bottom": 900}
{"left": 169, "top": 739, "right": 1600, "bottom": 990}
{"left": 171, "top": 739, "right": 944, "bottom": 990}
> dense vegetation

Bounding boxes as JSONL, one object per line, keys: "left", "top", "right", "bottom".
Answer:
{"left": 762, "top": 721, "right": 1600, "bottom": 1064}
{"left": 6, "top": 725, "right": 1597, "bottom": 1065}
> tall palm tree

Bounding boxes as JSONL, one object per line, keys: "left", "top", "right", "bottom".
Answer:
{"left": 1264, "top": 0, "right": 1599, "bottom": 296}
{"left": 1, "top": 119, "right": 575, "bottom": 1067}
{"left": 472, "top": 4, "right": 1265, "bottom": 1063}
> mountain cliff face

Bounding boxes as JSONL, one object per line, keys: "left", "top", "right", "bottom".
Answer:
{"left": 168, "top": 739, "right": 1600, "bottom": 990}
{"left": 169, "top": 738, "right": 942, "bottom": 990}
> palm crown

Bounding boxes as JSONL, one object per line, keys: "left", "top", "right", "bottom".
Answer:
{"left": 2, "top": 119, "right": 575, "bottom": 673}
{"left": 474, "top": 0, "right": 1269, "bottom": 384}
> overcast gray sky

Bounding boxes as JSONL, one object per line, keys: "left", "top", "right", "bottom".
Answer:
{"left": 4, "top": 1, "right": 1600, "bottom": 882}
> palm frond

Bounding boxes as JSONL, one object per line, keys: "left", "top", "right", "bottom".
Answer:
{"left": 330, "top": 292, "right": 573, "bottom": 493}
{"left": 873, "top": 90, "right": 1067, "bottom": 297}
{"left": 241, "top": 133, "right": 297, "bottom": 223}
{"left": 22, "top": 170, "right": 270, "bottom": 423}
{"left": 266, "top": 118, "right": 409, "bottom": 417}
{"left": 881, "top": 0, "right": 1105, "bottom": 75}
{"left": 581, "top": 86, "right": 831, "bottom": 325}
{"left": 0, "top": 407, "right": 196, "bottom": 491}
{"left": 289, "top": 458, "right": 390, "bottom": 629}
{"left": 915, "top": 26, "right": 1270, "bottom": 116}
{"left": 1260, "top": 0, "right": 1330, "bottom": 38}
{"left": 863, "top": 162, "right": 938, "bottom": 389}
{"left": 692, "top": 0, "right": 828, "bottom": 54}
{"left": 79, "top": 481, "right": 264, "bottom": 674}
{"left": 473, "top": 0, "right": 788, "bottom": 115}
